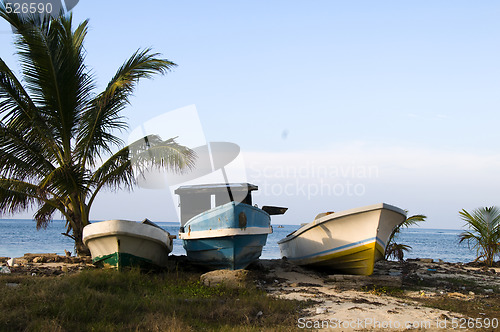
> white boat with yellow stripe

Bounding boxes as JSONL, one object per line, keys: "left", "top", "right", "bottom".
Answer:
{"left": 278, "top": 203, "right": 406, "bottom": 275}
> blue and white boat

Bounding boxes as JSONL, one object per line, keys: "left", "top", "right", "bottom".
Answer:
{"left": 176, "top": 183, "right": 286, "bottom": 270}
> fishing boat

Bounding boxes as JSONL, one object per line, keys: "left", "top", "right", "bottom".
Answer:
{"left": 83, "top": 219, "right": 174, "bottom": 269}
{"left": 176, "top": 183, "right": 286, "bottom": 270}
{"left": 278, "top": 203, "right": 406, "bottom": 275}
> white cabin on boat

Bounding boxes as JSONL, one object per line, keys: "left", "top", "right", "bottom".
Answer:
{"left": 174, "top": 183, "right": 258, "bottom": 226}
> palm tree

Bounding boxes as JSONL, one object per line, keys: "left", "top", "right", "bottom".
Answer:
{"left": 0, "top": 6, "right": 195, "bottom": 255}
{"left": 385, "top": 212, "right": 426, "bottom": 261}
{"left": 459, "top": 206, "right": 500, "bottom": 267}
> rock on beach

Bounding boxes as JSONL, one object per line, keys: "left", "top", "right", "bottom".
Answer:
{"left": 1, "top": 253, "right": 93, "bottom": 276}
{"left": 200, "top": 269, "right": 253, "bottom": 289}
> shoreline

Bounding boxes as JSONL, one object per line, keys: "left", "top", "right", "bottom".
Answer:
{"left": 2, "top": 254, "right": 499, "bottom": 331}
{"left": 0, "top": 221, "right": 481, "bottom": 264}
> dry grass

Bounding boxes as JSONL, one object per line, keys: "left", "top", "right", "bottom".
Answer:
{"left": 415, "top": 294, "right": 500, "bottom": 319}
{"left": 387, "top": 273, "right": 500, "bottom": 320}
{"left": 0, "top": 268, "right": 305, "bottom": 331}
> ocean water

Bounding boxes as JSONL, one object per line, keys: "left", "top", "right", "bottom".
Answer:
{"left": 0, "top": 219, "right": 479, "bottom": 263}
{"left": 395, "top": 228, "right": 477, "bottom": 263}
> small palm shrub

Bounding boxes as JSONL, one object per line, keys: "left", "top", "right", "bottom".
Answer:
{"left": 385, "top": 213, "right": 426, "bottom": 261}
{"left": 459, "top": 206, "right": 500, "bottom": 267}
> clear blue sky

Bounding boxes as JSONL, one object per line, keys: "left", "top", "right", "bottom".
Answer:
{"left": 1, "top": 1, "right": 499, "bottom": 228}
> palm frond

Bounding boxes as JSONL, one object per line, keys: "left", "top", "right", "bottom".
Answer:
{"left": 385, "top": 243, "right": 412, "bottom": 261}
{"left": 40, "top": 164, "right": 85, "bottom": 192}
{"left": 401, "top": 214, "right": 426, "bottom": 227}
{"left": 0, "top": 123, "right": 57, "bottom": 179}
{"left": 0, "top": 178, "right": 42, "bottom": 214}
{"left": 86, "top": 136, "right": 196, "bottom": 211}
{"left": 384, "top": 211, "right": 426, "bottom": 260}
{"left": 0, "top": 57, "right": 34, "bottom": 123}
{"left": 388, "top": 212, "right": 426, "bottom": 242}
{"left": 0, "top": 57, "right": 64, "bottom": 162}
{"left": 106, "top": 48, "right": 176, "bottom": 97}
{"left": 33, "top": 200, "right": 60, "bottom": 229}
{"left": 9, "top": 12, "right": 92, "bottom": 159}
{"left": 76, "top": 49, "right": 176, "bottom": 167}
{"left": 89, "top": 146, "right": 133, "bottom": 191}
{"left": 0, "top": 7, "right": 93, "bottom": 164}
{"left": 129, "top": 135, "right": 197, "bottom": 177}
{"left": 86, "top": 149, "right": 133, "bottom": 212}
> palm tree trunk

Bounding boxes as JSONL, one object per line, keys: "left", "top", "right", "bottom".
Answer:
{"left": 486, "top": 247, "right": 493, "bottom": 267}
{"left": 73, "top": 222, "right": 90, "bottom": 257}
{"left": 67, "top": 203, "right": 91, "bottom": 257}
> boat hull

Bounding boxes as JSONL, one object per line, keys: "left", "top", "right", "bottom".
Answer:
{"left": 179, "top": 202, "right": 271, "bottom": 270}
{"left": 83, "top": 220, "right": 173, "bottom": 270}
{"left": 278, "top": 203, "right": 406, "bottom": 275}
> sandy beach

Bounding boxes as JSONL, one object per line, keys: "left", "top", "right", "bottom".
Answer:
{"left": 201, "top": 257, "right": 499, "bottom": 331}
{"left": 252, "top": 259, "right": 500, "bottom": 331}
{"left": 2, "top": 254, "right": 499, "bottom": 331}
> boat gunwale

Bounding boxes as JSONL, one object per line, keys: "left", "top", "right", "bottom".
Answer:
{"left": 277, "top": 203, "right": 406, "bottom": 245}
{"left": 179, "top": 226, "right": 273, "bottom": 240}
{"left": 83, "top": 220, "right": 172, "bottom": 250}
{"left": 182, "top": 201, "right": 271, "bottom": 228}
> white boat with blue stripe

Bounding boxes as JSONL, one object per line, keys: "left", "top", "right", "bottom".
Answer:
{"left": 176, "top": 183, "right": 286, "bottom": 270}
{"left": 278, "top": 203, "right": 406, "bottom": 275}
